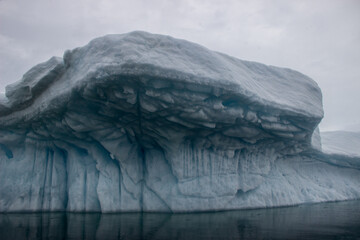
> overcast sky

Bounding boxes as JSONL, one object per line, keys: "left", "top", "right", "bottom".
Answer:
{"left": 0, "top": 0, "right": 359, "bottom": 131}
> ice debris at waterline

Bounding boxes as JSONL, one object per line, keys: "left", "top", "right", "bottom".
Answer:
{"left": 0, "top": 31, "right": 359, "bottom": 212}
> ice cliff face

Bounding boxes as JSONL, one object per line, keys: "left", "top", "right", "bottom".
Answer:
{"left": 0, "top": 31, "right": 359, "bottom": 212}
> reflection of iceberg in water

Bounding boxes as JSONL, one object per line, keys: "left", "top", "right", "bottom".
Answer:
{"left": 0, "top": 201, "right": 360, "bottom": 239}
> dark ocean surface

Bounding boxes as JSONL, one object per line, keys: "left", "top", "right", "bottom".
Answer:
{"left": 0, "top": 200, "right": 359, "bottom": 239}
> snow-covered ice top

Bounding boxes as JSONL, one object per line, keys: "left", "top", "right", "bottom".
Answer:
{"left": 1, "top": 31, "right": 322, "bottom": 118}
{"left": 65, "top": 31, "right": 323, "bottom": 117}
{"left": 0, "top": 31, "right": 323, "bottom": 148}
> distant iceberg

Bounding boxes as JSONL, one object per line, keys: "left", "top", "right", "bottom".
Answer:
{"left": 321, "top": 131, "right": 360, "bottom": 158}
{"left": 0, "top": 31, "right": 359, "bottom": 212}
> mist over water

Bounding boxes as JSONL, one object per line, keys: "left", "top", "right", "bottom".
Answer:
{"left": 0, "top": 200, "right": 359, "bottom": 240}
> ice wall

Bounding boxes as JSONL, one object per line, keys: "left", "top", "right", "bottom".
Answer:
{"left": 0, "top": 31, "right": 359, "bottom": 212}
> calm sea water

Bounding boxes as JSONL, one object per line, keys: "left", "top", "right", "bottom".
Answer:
{"left": 0, "top": 200, "right": 359, "bottom": 240}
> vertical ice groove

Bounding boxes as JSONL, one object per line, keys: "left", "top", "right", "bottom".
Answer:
{"left": 59, "top": 146, "right": 69, "bottom": 211}
{"left": 28, "top": 141, "right": 37, "bottom": 209}
{"left": 48, "top": 149, "right": 54, "bottom": 210}
{"left": 40, "top": 147, "right": 50, "bottom": 210}
{"left": 83, "top": 168, "right": 87, "bottom": 211}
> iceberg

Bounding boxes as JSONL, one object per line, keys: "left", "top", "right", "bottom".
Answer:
{"left": 321, "top": 131, "right": 360, "bottom": 158}
{"left": 0, "top": 31, "right": 359, "bottom": 212}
